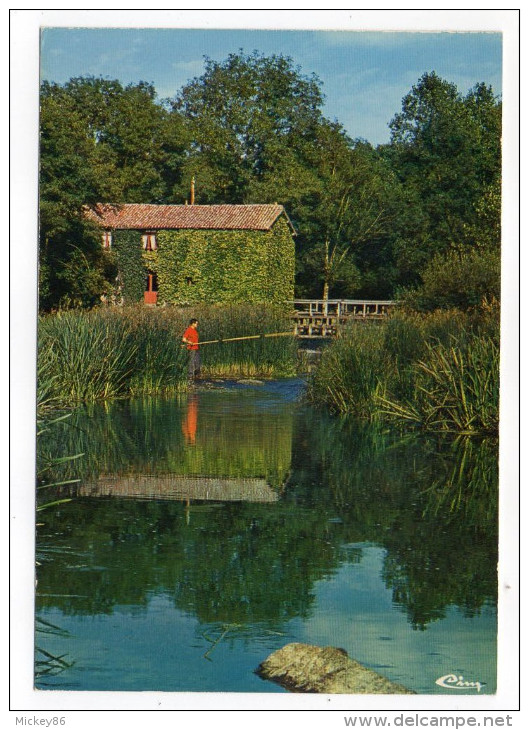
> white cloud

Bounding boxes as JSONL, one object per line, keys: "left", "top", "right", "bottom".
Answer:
{"left": 170, "top": 59, "right": 205, "bottom": 78}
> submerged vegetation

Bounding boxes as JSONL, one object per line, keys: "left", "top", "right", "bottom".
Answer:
{"left": 307, "top": 304, "right": 500, "bottom": 436}
{"left": 38, "top": 304, "right": 297, "bottom": 407}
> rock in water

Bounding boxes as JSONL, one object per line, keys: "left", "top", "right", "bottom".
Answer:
{"left": 256, "top": 643, "right": 415, "bottom": 694}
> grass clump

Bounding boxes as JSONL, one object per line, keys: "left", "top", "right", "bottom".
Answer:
{"left": 38, "top": 307, "right": 188, "bottom": 406}
{"left": 378, "top": 333, "right": 499, "bottom": 435}
{"left": 307, "top": 305, "right": 499, "bottom": 435}
{"left": 307, "top": 323, "right": 390, "bottom": 417}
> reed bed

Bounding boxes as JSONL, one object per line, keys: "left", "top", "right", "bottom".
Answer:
{"left": 38, "top": 304, "right": 297, "bottom": 406}
{"left": 307, "top": 307, "right": 500, "bottom": 435}
{"left": 378, "top": 334, "right": 499, "bottom": 435}
{"left": 178, "top": 303, "right": 297, "bottom": 377}
{"left": 307, "top": 323, "right": 391, "bottom": 418}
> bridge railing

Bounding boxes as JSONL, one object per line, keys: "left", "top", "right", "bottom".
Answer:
{"left": 287, "top": 299, "right": 398, "bottom": 337}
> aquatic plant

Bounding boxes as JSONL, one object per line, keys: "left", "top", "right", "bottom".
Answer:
{"left": 38, "top": 304, "right": 296, "bottom": 405}
{"left": 378, "top": 333, "right": 500, "bottom": 435}
{"left": 307, "top": 307, "right": 500, "bottom": 435}
{"left": 181, "top": 303, "right": 297, "bottom": 377}
{"left": 38, "top": 310, "right": 140, "bottom": 403}
{"left": 36, "top": 410, "right": 81, "bottom": 680}
{"left": 35, "top": 618, "right": 75, "bottom": 678}
{"left": 306, "top": 323, "right": 391, "bottom": 417}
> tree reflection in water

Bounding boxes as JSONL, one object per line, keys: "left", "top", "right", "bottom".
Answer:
{"left": 36, "top": 388, "right": 498, "bottom": 636}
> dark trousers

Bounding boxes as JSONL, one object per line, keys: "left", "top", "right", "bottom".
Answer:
{"left": 187, "top": 349, "right": 201, "bottom": 379}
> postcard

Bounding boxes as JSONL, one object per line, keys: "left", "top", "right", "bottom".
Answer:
{"left": 9, "top": 7, "right": 520, "bottom": 725}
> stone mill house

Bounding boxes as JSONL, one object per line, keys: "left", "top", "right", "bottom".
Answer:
{"left": 87, "top": 203, "right": 296, "bottom": 305}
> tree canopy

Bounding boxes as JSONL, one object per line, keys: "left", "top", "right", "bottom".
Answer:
{"left": 38, "top": 56, "right": 502, "bottom": 310}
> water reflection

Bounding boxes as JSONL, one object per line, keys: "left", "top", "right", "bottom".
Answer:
{"left": 36, "top": 382, "right": 498, "bottom": 691}
{"left": 288, "top": 410, "right": 498, "bottom": 630}
{"left": 40, "top": 386, "right": 294, "bottom": 500}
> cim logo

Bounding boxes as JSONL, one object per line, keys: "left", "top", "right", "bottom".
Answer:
{"left": 436, "top": 674, "right": 484, "bottom": 693}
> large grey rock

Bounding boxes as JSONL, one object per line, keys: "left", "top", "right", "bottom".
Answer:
{"left": 256, "top": 643, "right": 415, "bottom": 694}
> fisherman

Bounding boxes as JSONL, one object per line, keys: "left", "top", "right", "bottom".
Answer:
{"left": 182, "top": 318, "right": 201, "bottom": 382}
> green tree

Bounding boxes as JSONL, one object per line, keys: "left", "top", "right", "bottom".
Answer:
{"left": 303, "top": 239, "right": 361, "bottom": 301}
{"left": 170, "top": 52, "right": 376, "bottom": 297}
{"left": 300, "top": 137, "right": 404, "bottom": 299}
{"left": 402, "top": 246, "right": 501, "bottom": 312}
{"left": 39, "top": 77, "right": 188, "bottom": 309}
{"left": 43, "top": 77, "right": 185, "bottom": 203}
{"left": 170, "top": 51, "right": 325, "bottom": 205}
{"left": 39, "top": 83, "right": 118, "bottom": 308}
{"left": 387, "top": 72, "right": 502, "bottom": 287}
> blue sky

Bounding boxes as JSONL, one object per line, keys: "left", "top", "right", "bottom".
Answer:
{"left": 40, "top": 27, "right": 502, "bottom": 145}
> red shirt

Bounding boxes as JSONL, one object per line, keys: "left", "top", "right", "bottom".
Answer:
{"left": 183, "top": 326, "right": 199, "bottom": 350}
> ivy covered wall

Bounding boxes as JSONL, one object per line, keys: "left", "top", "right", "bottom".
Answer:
{"left": 110, "top": 216, "right": 295, "bottom": 304}
{"left": 157, "top": 216, "right": 294, "bottom": 304}
{"left": 111, "top": 230, "right": 148, "bottom": 303}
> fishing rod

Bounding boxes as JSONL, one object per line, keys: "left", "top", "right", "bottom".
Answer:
{"left": 188, "top": 331, "right": 294, "bottom": 347}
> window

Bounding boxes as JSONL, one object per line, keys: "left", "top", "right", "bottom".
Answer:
{"left": 102, "top": 231, "right": 112, "bottom": 249}
{"left": 142, "top": 232, "right": 157, "bottom": 251}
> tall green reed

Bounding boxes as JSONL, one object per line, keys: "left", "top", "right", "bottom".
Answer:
{"left": 379, "top": 334, "right": 499, "bottom": 435}
{"left": 38, "top": 303, "right": 297, "bottom": 406}
{"left": 178, "top": 303, "right": 297, "bottom": 376}
{"left": 39, "top": 310, "right": 139, "bottom": 403}
{"left": 307, "top": 323, "right": 391, "bottom": 417}
{"left": 307, "top": 307, "right": 500, "bottom": 435}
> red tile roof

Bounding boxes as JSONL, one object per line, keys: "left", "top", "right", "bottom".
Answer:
{"left": 87, "top": 203, "right": 295, "bottom": 234}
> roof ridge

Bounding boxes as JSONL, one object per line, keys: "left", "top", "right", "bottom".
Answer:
{"left": 86, "top": 202, "right": 296, "bottom": 234}
{"left": 104, "top": 202, "right": 283, "bottom": 207}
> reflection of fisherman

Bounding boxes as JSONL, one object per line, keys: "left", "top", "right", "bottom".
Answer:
{"left": 182, "top": 393, "right": 198, "bottom": 445}
{"left": 182, "top": 318, "right": 201, "bottom": 381}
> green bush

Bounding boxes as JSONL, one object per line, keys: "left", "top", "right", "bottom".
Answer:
{"left": 402, "top": 246, "right": 500, "bottom": 312}
{"left": 307, "top": 307, "right": 500, "bottom": 434}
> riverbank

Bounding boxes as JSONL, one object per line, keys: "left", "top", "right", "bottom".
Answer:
{"left": 38, "top": 304, "right": 298, "bottom": 409}
{"left": 37, "top": 302, "right": 500, "bottom": 438}
{"left": 306, "top": 305, "right": 500, "bottom": 436}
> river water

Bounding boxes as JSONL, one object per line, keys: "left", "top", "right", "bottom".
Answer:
{"left": 36, "top": 379, "right": 498, "bottom": 694}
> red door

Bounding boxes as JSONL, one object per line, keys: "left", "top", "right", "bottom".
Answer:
{"left": 144, "top": 274, "right": 158, "bottom": 304}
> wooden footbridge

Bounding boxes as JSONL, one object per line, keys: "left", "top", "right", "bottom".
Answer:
{"left": 288, "top": 299, "right": 397, "bottom": 338}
